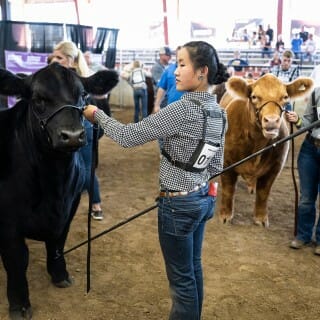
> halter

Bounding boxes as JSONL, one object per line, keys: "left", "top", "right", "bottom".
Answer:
{"left": 31, "top": 94, "right": 88, "bottom": 131}
{"left": 254, "top": 99, "right": 286, "bottom": 125}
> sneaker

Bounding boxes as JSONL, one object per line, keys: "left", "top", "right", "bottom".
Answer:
{"left": 91, "top": 210, "right": 103, "bottom": 220}
{"left": 314, "top": 245, "right": 320, "bottom": 256}
{"left": 290, "top": 238, "right": 310, "bottom": 249}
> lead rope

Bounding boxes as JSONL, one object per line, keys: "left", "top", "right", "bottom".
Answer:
{"left": 64, "top": 120, "right": 320, "bottom": 255}
{"left": 86, "top": 123, "right": 99, "bottom": 293}
{"left": 289, "top": 102, "right": 299, "bottom": 236}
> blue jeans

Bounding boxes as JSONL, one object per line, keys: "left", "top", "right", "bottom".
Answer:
{"left": 79, "top": 120, "right": 101, "bottom": 204}
{"left": 296, "top": 138, "right": 320, "bottom": 244}
{"left": 133, "top": 88, "right": 148, "bottom": 123}
{"left": 158, "top": 184, "right": 215, "bottom": 320}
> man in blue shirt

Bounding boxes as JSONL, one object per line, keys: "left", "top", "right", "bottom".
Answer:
{"left": 291, "top": 33, "right": 303, "bottom": 60}
{"left": 153, "top": 46, "right": 186, "bottom": 151}
{"left": 153, "top": 46, "right": 185, "bottom": 113}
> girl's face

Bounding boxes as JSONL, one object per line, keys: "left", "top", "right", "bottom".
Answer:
{"left": 174, "top": 47, "right": 208, "bottom": 92}
{"left": 51, "top": 49, "right": 74, "bottom": 68}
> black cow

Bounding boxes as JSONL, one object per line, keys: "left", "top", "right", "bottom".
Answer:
{"left": 0, "top": 62, "right": 119, "bottom": 320}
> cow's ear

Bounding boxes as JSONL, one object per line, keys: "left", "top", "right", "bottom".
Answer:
{"left": 286, "top": 77, "right": 314, "bottom": 99}
{"left": 0, "top": 68, "right": 31, "bottom": 97}
{"left": 226, "top": 76, "right": 250, "bottom": 100}
{"left": 81, "top": 70, "right": 119, "bottom": 95}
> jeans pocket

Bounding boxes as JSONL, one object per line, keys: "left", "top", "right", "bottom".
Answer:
{"left": 159, "top": 196, "right": 204, "bottom": 237}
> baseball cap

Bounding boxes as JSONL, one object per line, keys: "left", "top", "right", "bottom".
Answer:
{"left": 159, "top": 46, "right": 172, "bottom": 57}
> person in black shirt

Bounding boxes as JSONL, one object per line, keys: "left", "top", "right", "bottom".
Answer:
{"left": 266, "top": 24, "right": 274, "bottom": 43}
{"left": 299, "top": 25, "right": 309, "bottom": 43}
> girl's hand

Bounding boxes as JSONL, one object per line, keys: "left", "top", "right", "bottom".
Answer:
{"left": 285, "top": 111, "right": 299, "bottom": 123}
{"left": 83, "top": 104, "right": 98, "bottom": 123}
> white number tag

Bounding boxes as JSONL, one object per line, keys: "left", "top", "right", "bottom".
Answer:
{"left": 192, "top": 143, "right": 219, "bottom": 169}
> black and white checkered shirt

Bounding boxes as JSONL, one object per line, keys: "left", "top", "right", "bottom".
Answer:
{"left": 95, "top": 91, "right": 227, "bottom": 192}
{"left": 271, "top": 65, "right": 300, "bottom": 83}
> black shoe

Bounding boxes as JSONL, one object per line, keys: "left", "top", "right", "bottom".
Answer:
{"left": 91, "top": 210, "right": 103, "bottom": 220}
{"left": 290, "top": 238, "right": 310, "bottom": 249}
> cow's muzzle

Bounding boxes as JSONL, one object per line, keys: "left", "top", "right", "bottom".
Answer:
{"left": 255, "top": 100, "right": 285, "bottom": 139}
{"left": 53, "top": 127, "right": 86, "bottom": 150}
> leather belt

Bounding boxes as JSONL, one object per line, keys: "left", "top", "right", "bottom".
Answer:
{"left": 306, "top": 133, "right": 320, "bottom": 148}
{"left": 159, "top": 182, "right": 207, "bottom": 198}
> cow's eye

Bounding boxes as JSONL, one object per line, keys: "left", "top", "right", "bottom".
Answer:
{"left": 33, "top": 99, "right": 46, "bottom": 115}
{"left": 251, "top": 95, "right": 257, "bottom": 102}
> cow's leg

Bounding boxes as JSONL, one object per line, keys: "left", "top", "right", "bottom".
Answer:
{"left": 255, "top": 172, "right": 278, "bottom": 227}
{"left": 0, "top": 237, "right": 33, "bottom": 320}
{"left": 219, "top": 171, "right": 238, "bottom": 224}
{"left": 45, "top": 196, "right": 80, "bottom": 288}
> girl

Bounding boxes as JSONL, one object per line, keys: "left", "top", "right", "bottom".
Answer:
{"left": 84, "top": 41, "right": 229, "bottom": 319}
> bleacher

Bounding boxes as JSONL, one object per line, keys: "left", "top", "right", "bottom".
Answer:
{"left": 115, "top": 48, "right": 317, "bottom": 78}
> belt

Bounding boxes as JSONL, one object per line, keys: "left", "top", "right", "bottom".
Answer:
{"left": 306, "top": 133, "right": 320, "bottom": 147}
{"left": 159, "top": 182, "right": 207, "bottom": 198}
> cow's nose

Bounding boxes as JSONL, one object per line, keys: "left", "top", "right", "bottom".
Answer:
{"left": 59, "top": 128, "right": 86, "bottom": 147}
{"left": 263, "top": 115, "right": 281, "bottom": 125}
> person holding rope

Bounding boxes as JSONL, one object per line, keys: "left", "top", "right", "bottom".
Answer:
{"left": 286, "top": 87, "right": 320, "bottom": 255}
{"left": 83, "top": 40, "right": 229, "bottom": 320}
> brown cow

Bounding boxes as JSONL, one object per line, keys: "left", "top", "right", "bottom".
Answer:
{"left": 219, "top": 73, "right": 313, "bottom": 227}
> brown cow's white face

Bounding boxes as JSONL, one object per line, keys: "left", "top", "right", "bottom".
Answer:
{"left": 226, "top": 74, "right": 314, "bottom": 139}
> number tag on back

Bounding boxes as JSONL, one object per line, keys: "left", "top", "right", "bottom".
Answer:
{"left": 190, "top": 141, "right": 219, "bottom": 170}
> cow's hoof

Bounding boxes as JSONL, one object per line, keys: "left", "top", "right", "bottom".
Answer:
{"left": 221, "top": 218, "right": 233, "bottom": 225}
{"left": 253, "top": 219, "right": 269, "bottom": 228}
{"left": 9, "top": 306, "right": 32, "bottom": 320}
{"left": 53, "top": 276, "right": 74, "bottom": 288}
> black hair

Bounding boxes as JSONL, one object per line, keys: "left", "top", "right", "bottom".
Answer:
{"left": 182, "top": 41, "right": 229, "bottom": 85}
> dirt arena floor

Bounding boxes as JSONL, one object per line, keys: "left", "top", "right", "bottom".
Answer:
{"left": 1, "top": 105, "right": 320, "bottom": 320}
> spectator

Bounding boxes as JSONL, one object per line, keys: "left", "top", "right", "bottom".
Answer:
{"left": 260, "top": 33, "right": 272, "bottom": 58}
{"left": 250, "top": 31, "right": 259, "bottom": 48}
{"left": 128, "top": 60, "right": 149, "bottom": 123}
{"left": 242, "top": 28, "right": 250, "bottom": 42}
{"left": 84, "top": 50, "right": 112, "bottom": 117}
{"left": 275, "top": 34, "right": 285, "bottom": 53}
{"left": 227, "top": 50, "right": 248, "bottom": 72}
{"left": 299, "top": 25, "right": 309, "bottom": 43}
{"left": 257, "top": 24, "right": 264, "bottom": 41}
{"left": 151, "top": 46, "right": 172, "bottom": 96}
{"left": 153, "top": 46, "right": 185, "bottom": 113}
{"left": 285, "top": 87, "right": 320, "bottom": 255}
{"left": 304, "top": 33, "right": 317, "bottom": 63}
{"left": 291, "top": 33, "right": 303, "bottom": 60}
{"left": 269, "top": 50, "right": 281, "bottom": 68}
{"left": 270, "top": 50, "right": 300, "bottom": 83}
{"left": 152, "top": 46, "right": 186, "bottom": 151}
{"left": 51, "top": 41, "right": 104, "bottom": 221}
{"left": 266, "top": 24, "right": 274, "bottom": 44}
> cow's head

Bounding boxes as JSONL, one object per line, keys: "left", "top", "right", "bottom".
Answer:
{"left": 0, "top": 63, "right": 119, "bottom": 152}
{"left": 226, "top": 73, "right": 313, "bottom": 139}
